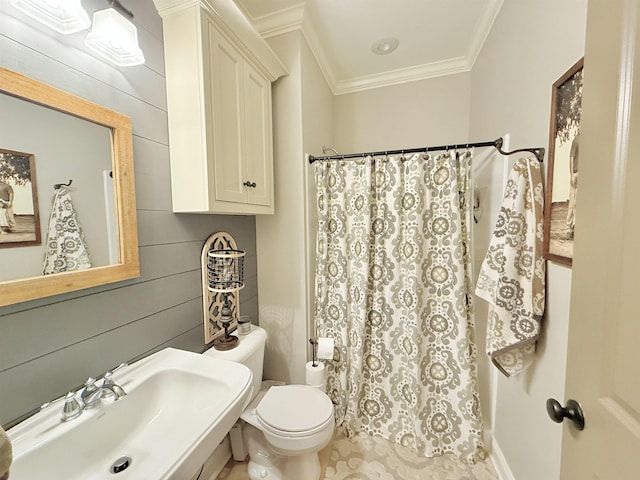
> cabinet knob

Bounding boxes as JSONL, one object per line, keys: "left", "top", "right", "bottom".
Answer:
{"left": 243, "top": 181, "right": 257, "bottom": 188}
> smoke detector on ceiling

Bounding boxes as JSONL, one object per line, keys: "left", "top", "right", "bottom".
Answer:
{"left": 371, "top": 37, "right": 399, "bottom": 55}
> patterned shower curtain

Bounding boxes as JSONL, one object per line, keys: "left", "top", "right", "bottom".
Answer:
{"left": 314, "top": 150, "right": 485, "bottom": 464}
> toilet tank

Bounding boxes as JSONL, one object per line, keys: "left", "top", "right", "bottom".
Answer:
{"left": 203, "top": 325, "right": 267, "bottom": 402}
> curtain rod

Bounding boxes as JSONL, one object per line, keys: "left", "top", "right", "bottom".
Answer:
{"left": 307, "top": 137, "right": 545, "bottom": 164}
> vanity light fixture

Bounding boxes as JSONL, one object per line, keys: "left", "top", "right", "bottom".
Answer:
{"left": 9, "top": 0, "right": 91, "bottom": 34}
{"left": 84, "top": 0, "right": 145, "bottom": 67}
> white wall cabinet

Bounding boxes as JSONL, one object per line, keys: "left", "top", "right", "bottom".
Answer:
{"left": 154, "top": 0, "right": 287, "bottom": 214}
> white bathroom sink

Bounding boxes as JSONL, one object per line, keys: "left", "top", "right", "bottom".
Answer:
{"left": 8, "top": 347, "right": 253, "bottom": 480}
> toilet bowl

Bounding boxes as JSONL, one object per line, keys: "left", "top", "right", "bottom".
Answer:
{"left": 203, "top": 326, "right": 335, "bottom": 480}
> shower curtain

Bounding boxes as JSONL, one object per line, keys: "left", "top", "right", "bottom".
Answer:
{"left": 314, "top": 150, "right": 485, "bottom": 464}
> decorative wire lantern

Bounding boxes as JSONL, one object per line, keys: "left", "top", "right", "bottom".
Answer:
{"left": 207, "top": 249, "right": 245, "bottom": 292}
{"left": 207, "top": 249, "right": 245, "bottom": 350}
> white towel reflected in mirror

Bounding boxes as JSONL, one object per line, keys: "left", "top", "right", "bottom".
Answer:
{"left": 42, "top": 186, "right": 92, "bottom": 275}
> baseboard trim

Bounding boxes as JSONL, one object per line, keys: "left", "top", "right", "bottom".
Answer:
{"left": 489, "top": 436, "right": 516, "bottom": 480}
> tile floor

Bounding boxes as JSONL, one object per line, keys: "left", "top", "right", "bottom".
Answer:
{"left": 217, "top": 430, "right": 498, "bottom": 480}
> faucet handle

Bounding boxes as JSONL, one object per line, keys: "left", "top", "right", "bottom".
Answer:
{"left": 100, "top": 363, "right": 126, "bottom": 389}
{"left": 61, "top": 392, "right": 83, "bottom": 422}
{"left": 83, "top": 377, "right": 97, "bottom": 388}
{"left": 81, "top": 378, "right": 103, "bottom": 408}
{"left": 110, "top": 362, "right": 128, "bottom": 374}
{"left": 101, "top": 372, "right": 115, "bottom": 398}
{"left": 101, "top": 371, "right": 127, "bottom": 400}
{"left": 102, "top": 363, "right": 128, "bottom": 382}
{"left": 80, "top": 377, "right": 98, "bottom": 398}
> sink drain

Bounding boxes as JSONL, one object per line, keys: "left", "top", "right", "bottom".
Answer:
{"left": 110, "top": 456, "right": 132, "bottom": 474}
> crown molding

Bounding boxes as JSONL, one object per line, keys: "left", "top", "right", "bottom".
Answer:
{"left": 152, "top": 0, "right": 200, "bottom": 17}
{"left": 334, "top": 57, "right": 472, "bottom": 95}
{"left": 153, "top": 0, "right": 287, "bottom": 80}
{"left": 245, "top": 1, "right": 503, "bottom": 95}
{"left": 466, "top": 0, "right": 503, "bottom": 69}
{"left": 246, "top": 2, "right": 337, "bottom": 92}
{"left": 251, "top": 3, "right": 305, "bottom": 38}
{"left": 300, "top": 12, "right": 339, "bottom": 94}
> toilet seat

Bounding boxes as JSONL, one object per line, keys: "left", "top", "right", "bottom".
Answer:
{"left": 256, "top": 385, "right": 334, "bottom": 437}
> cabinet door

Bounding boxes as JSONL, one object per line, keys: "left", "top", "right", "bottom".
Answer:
{"left": 243, "top": 61, "right": 273, "bottom": 208}
{"left": 208, "top": 24, "right": 246, "bottom": 204}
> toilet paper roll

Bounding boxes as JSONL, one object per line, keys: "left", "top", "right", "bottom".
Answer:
{"left": 305, "top": 361, "right": 326, "bottom": 386}
{"left": 317, "top": 337, "right": 334, "bottom": 360}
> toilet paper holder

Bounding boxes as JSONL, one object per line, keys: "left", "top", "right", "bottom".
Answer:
{"left": 309, "top": 337, "right": 335, "bottom": 365}
{"left": 309, "top": 338, "right": 318, "bottom": 367}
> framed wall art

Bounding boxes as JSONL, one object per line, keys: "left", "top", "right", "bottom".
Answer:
{"left": 0, "top": 148, "right": 41, "bottom": 248}
{"left": 544, "top": 58, "right": 584, "bottom": 266}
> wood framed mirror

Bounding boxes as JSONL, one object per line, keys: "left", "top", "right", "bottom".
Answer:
{"left": 0, "top": 67, "right": 139, "bottom": 307}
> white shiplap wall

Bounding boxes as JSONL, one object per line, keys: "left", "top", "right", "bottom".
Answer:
{"left": 0, "top": 0, "right": 258, "bottom": 425}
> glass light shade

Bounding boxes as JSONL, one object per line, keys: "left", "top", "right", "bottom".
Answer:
{"left": 84, "top": 8, "right": 145, "bottom": 67}
{"left": 9, "top": 0, "right": 90, "bottom": 34}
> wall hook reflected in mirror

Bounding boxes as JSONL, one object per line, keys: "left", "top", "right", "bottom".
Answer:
{"left": 473, "top": 185, "right": 482, "bottom": 224}
{"left": 53, "top": 179, "right": 73, "bottom": 190}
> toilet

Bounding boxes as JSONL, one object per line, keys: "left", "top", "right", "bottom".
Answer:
{"left": 203, "top": 325, "right": 335, "bottom": 480}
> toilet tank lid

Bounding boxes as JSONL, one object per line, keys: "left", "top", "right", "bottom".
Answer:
{"left": 203, "top": 325, "right": 267, "bottom": 362}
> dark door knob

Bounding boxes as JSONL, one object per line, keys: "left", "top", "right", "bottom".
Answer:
{"left": 546, "top": 398, "right": 585, "bottom": 430}
{"left": 243, "top": 181, "right": 257, "bottom": 188}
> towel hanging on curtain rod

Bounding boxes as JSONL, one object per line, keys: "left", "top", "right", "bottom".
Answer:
{"left": 307, "top": 137, "right": 544, "bottom": 164}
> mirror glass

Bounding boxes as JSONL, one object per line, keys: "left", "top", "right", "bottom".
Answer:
{"left": 0, "top": 67, "right": 139, "bottom": 306}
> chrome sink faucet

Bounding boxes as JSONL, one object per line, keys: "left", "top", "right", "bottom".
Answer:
{"left": 81, "top": 371, "right": 127, "bottom": 409}
{"left": 60, "top": 364, "right": 128, "bottom": 421}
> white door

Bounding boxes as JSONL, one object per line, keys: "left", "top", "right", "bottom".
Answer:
{"left": 560, "top": 0, "right": 640, "bottom": 477}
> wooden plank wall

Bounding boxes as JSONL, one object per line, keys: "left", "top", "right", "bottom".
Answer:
{"left": 0, "top": 0, "right": 258, "bottom": 425}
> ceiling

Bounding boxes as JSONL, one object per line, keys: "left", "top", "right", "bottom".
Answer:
{"left": 235, "top": 0, "right": 504, "bottom": 95}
